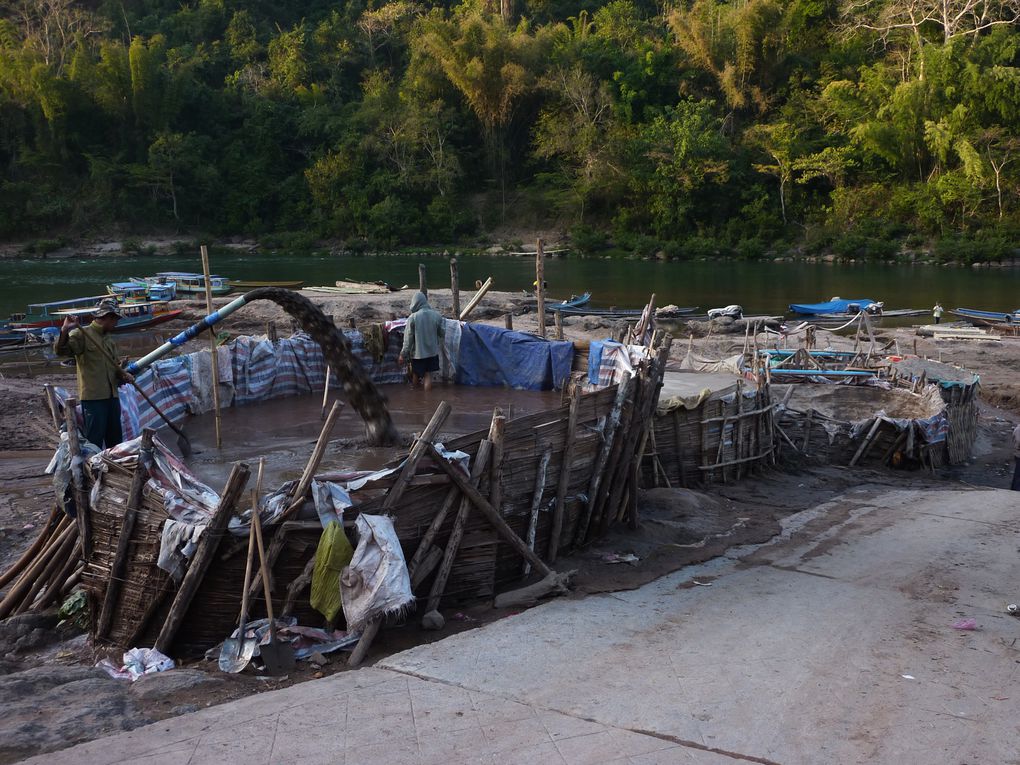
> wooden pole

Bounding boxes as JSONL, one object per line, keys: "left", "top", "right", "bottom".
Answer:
{"left": 459, "top": 277, "right": 494, "bottom": 321}
{"left": 247, "top": 400, "right": 345, "bottom": 598}
{"left": 418, "top": 263, "right": 427, "bottom": 295}
{"left": 14, "top": 526, "right": 77, "bottom": 615}
{"left": 155, "top": 462, "right": 250, "bottom": 655}
{"left": 349, "top": 400, "right": 452, "bottom": 661}
{"left": 549, "top": 385, "right": 580, "bottom": 563}
{"left": 504, "top": 312, "right": 514, "bottom": 330}
{"left": 554, "top": 311, "right": 563, "bottom": 341}
{"left": 63, "top": 398, "right": 91, "bottom": 559}
{"left": 523, "top": 446, "right": 552, "bottom": 576}
{"left": 96, "top": 429, "right": 154, "bottom": 639}
{"left": 536, "top": 239, "right": 546, "bottom": 338}
{"left": 321, "top": 366, "right": 331, "bottom": 419}
{"left": 200, "top": 245, "right": 223, "bottom": 449}
{"left": 488, "top": 409, "right": 506, "bottom": 513}
{"left": 0, "top": 505, "right": 59, "bottom": 590}
{"left": 43, "top": 384, "right": 61, "bottom": 434}
{"left": 425, "top": 443, "right": 552, "bottom": 576}
{"left": 450, "top": 258, "right": 460, "bottom": 318}
{"left": 422, "top": 439, "right": 493, "bottom": 622}
{"left": 0, "top": 517, "right": 74, "bottom": 619}
{"left": 575, "top": 376, "right": 632, "bottom": 545}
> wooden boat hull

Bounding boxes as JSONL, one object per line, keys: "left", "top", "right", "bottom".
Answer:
{"left": 552, "top": 305, "right": 698, "bottom": 319}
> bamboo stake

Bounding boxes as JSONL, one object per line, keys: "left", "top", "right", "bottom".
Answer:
{"left": 155, "top": 462, "right": 250, "bottom": 655}
{"left": 536, "top": 239, "right": 546, "bottom": 338}
{"left": 15, "top": 526, "right": 77, "bottom": 616}
{"left": 849, "top": 418, "right": 884, "bottom": 467}
{"left": 418, "top": 263, "right": 427, "bottom": 295}
{"left": 43, "top": 384, "right": 61, "bottom": 434}
{"left": 247, "top": 401, "right": 345, "bottom": 598}
{"left": 450, "top": 258, "right": 460, "bottom": 318}
{"left": 350, "top": 400, "right": 452, "bottom": 660}
{"left": 549, "top": 385, "right": 580, "bottom": 563}
{"left": 488, "top": 409, "right": 506, "bottom": 512}
{"left": 422, "top": 439, "right": 493, "bottom": 623}
{"left": 36, "top": 543, "right": 80, "bottom": 610}
{"left": 425, "top": 443, "right": 552, "bottom": 576}
{"left": 96, "top": 429, "right": 154, "bottom": 639}
{"left": 576, "top": 376, "right": 632, "bottom": 545}
{"left": 321, "top": 366, "right": 331, "bottom": 419}
{"left": 554, "top": 311, "right": 563, "bottom": 340}
{"left": 0, "top": 518, "right": 74, "bottom": 619}
{"left": 200, "top": 245, "right": 223, "bottom": 449}
{"left": 504, "top": 312, "right": 513, "bottom": 330}
{"left": 523, "top": 446, "right": 552, "bottom": 576}
{"left": 459, "top": 277, "right": 494, "bottom": 321}
{"left": 0, "top": 505, "right": 59, "bottom": 590}
{"left": 63, "top": 398, "right": 91, "bottom": 559}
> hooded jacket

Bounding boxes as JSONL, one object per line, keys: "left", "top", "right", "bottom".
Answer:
{"left": 401, "top": 291, "right": 445, "bottom": 360}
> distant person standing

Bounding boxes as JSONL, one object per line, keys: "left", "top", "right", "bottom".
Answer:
{"left": 1013, "top": 422, "right": 1020, "bottom": 491}
{"left": 54, "top": 298, "right": 133, "bottom": 448}
{"left": 933, "top": 302, "right": 944, "bottom": 324}
{"left": 399, "top": 291, "right": 445, "bottom": 392}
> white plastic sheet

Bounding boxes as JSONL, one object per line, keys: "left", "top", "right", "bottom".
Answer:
{"left": 341, "top": 514, "right": 414, "bottom": 630}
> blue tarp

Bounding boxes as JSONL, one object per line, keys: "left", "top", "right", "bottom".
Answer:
{"left": 455, "top": 323, "right": 574, "bottom": 390}
{"left": 788, "top": 298, "right": 876, "bottom": 315}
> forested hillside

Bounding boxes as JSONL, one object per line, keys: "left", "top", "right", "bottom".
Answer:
{"left": 1, "top": 0, "right": 1018, "bottom": 259}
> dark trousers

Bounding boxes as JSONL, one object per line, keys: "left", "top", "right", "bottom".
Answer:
{"left": 934, "top": 316, "right": 941, "bottom": 324}
{"left": 1012, "top": 457, "right": 1020, "bottom": 491}
{"left": 81, "top": 397, "right": 123, "bottom": 449}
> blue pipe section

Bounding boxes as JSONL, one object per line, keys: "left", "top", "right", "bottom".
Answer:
{"left": 127, "top": 293, "right": 252, "bottom": 374}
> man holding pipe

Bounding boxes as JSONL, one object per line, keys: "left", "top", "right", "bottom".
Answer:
{"left": 54, "top": 298, "right": 134, "bottom": 448}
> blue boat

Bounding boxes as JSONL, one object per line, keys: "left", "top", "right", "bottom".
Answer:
{"left": 951, "top": 307, "right": 1020, "bottom": 324}
{"left": 110, "top": 281, "right": 177, "bottom": 302}
{"left": 545, "top": 292, "right": 592, "bottom": 312}
{"left": 788, "top": 298, "right": 880, "bottom": 316}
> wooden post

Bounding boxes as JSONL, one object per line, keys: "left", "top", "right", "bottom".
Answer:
{"left": 488, "top": 409, "right": 506, "bottom": 513}
{"left": 418, "top": 263, "right": 427, "bottom": 295}
{"left": 321, "top": 366, "right": 331, "bottom": 419}
{"left": 504, "top": 312, "right": 514, "bottom": 330}
{"left": 549, "top": 385, "right": 580, "bottom": 563}
{"left": 96, "top": 429, "right": 154, "bottom": 639}
{"left": 384, "top": 401, "right": 452, "bottom": 509}
{"left": 450, "top": 258, "right": 460, "bottom": 318}
{"left": 63, "top": 398, "right": 91, "bottom": 560}
{"left": 155, "top": 462, "right": 250, "bottom": 655}
{"left": 575, "top": 376, "right": 632, "bottom": 545}
{"left": 43, "top": 384, "right": 61, "bottom": 435}
{"left": 425, "top": 443, "right": 552, "bottom": 576}
{"left": 200, "top": 245, "right": 223, "bottom": 449}
{"left": 523, "top": 446, "right": 552, "bottom": 576}
{"left": 536, "top": 239, "right": 546, "bottom": 338}
{"left": 422, "top": 439, "right": 493, "bottom": 620}
{"left": 247, "top": 400, "right": 345, "bottom": 598}
{"left": 349, "top": 400, "right": 451, "bottom": 661}
{"left": 554, "top": 311, "right": 563, "bottom": 341}
{"left": 459, "top": 277, "right": 494, "bottom": 321}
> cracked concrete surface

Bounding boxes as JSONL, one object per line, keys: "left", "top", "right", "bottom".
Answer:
{"left": 18, "top": 484, "right": 1020, "bottom": 765}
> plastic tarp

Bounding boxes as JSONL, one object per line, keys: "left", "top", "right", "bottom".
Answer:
{"left": 456, "top": 322, "right": 574, "bottom": 391}
{"left": 788, "top": 298, "right": 876, "bottom": 315}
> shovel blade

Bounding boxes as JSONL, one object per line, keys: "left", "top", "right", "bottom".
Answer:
{"left": 258, "top": 640, "right": 296, "bottom": 676}
{"left": 218, "top": 636, "right": 256, "bottom": 673}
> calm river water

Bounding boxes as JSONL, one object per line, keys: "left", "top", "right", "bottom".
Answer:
{"left": 1, "top": 251, "right": 1017, "bottom": 319}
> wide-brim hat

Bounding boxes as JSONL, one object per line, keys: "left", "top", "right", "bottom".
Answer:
{"left": 94, "top": 298, "right": 123, "bottom": 319}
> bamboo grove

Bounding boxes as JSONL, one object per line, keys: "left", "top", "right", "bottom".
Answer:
{"left": 1, "top": 0, "right": 1018, "bottom": 260}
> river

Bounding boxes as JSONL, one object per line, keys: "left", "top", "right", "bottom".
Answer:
{"left": 1, "top": 251, "right": 1017, "bottom": 320}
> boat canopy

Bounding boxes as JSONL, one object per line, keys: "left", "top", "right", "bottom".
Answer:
{"left": 788, "top": 298, "right": 877, "bottom": 315}
{"left": 26, "top": 295, "right": 108, "bottom": 311}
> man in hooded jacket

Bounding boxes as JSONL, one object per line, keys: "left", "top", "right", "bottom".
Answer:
{"left": 399, "top": 291, "right": 445, "bottom": 391}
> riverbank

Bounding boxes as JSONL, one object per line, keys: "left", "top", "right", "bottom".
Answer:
{"left": 0, "top": 289, "right": 1017, "bottom": 761}
{"left": 3, "top": 233, "right": 1019, "bottom": 269}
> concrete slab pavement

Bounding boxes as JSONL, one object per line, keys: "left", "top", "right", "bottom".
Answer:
{"left": 18, "top": 483, "right": 1020, "bottom": 764}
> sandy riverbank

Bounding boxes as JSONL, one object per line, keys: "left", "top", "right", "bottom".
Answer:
{"left": 0, "top": 288, "right": 1017, "bottom": 762}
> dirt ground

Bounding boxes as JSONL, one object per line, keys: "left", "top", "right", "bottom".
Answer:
{"left": 0, "top": 288, "right": 1017, "bottom": 763}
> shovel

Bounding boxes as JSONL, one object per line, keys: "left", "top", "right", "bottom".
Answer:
{"left": 251, "top": 462, "right": 295, "bottom": 675}
{"left": 217, "top": 509, "right": 258, "bottom": 673}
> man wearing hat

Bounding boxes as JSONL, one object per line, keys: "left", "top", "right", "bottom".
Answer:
{"left": 53, "top": 298, "right": 134, "bottom": 448}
